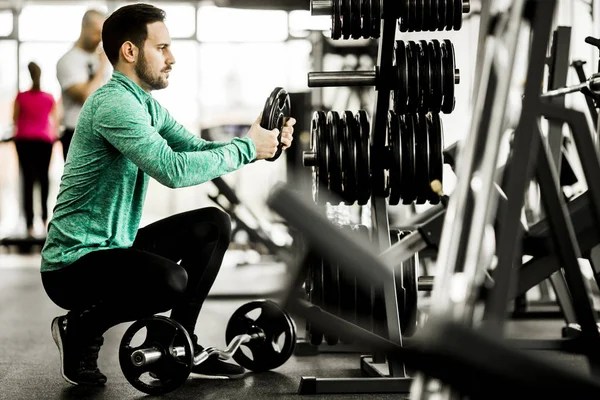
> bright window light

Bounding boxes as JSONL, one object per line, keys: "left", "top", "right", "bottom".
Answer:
{"left": 0, "top": 10, "right": 13, "bottom": 36}
{"left": 19, "top": 42, "right": 73, "bottom": 99}
{"left": 19, "top": 4, "right": 108, "bottom": 42}
{"left": 197, "top": 5, "right": 288, "bottom": 42}
{"left": 116, "top": 2, "right": 196, "bottom": 38}
{"left": 288, "top": 10, "right": 330, "bottom": 37}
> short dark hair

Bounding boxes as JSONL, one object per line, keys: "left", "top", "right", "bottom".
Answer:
{"left": 102, "top": 3, "right": 166, "bottom": 65}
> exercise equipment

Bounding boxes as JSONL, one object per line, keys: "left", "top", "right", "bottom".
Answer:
{"left": 308, "top": 39, "right": 459, "bottom": 114}
{"left": 261, "top": 87, "right": 291, "bottom": 162}
{"left": 310, "top": 0, "right": 471, "bottom": 37}
{"left": 303, "top": 109, "right": 444, "bottom": 206}
{"left": 119, "top": 300, "right": 296, "bottom": 395}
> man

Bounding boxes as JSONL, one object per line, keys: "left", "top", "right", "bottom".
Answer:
{"left": 41, "top": 3, "right": 296, "bottom": 387}
{"left": 56, "top": 9, "right": 111, "bottom": 160}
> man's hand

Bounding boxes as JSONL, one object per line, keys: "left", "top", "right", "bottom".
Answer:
{"left": 247, "top": 114, "right": 296, "bottom": 160}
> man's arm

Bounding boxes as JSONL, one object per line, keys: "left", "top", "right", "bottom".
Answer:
{"left": 95, "top": 95, "right": 256, "bottom": 188}
{"left": 58, "top": 53, "right": 108, "bottom": 105}
{"left": 158, "top": 104, "right": 229, "bottom": 152}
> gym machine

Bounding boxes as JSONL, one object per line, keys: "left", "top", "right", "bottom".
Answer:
{"left": 268, "top": 0, "right": 600, "bottom": 397}
{"left": 294, "top": 0, "right": 469, "bottom": 395}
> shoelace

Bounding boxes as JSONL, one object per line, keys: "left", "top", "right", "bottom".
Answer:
{"left": 79, "top": 337, "right": 104, "bottom": 373}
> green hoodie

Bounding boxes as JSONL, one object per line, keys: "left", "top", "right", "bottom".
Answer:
{"left": 41, "top": 70, "right": 256, "bottom": 272}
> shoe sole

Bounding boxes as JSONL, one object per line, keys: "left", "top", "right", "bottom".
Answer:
{"left": 190, "top": 371, "right": 246, "bottom": 380}
{"left": 51, "top": 318, "right": 78, "bottom": 386}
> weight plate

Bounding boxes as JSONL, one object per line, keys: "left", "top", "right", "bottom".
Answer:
{"left": 343, "top": 111, "right": 357, "bottom": 204}
{"left": 308, "top": 254, "right": 324, "bottom": 345}
{"left": 327, "top": 111, "right": 343, "bottom": 200}
{"left": 428, "top": 113, "right": 444, "bottom": 204}
{"left": 429, "top": 40, "right": 443, "bottom": 113}
{"left": 342, "top": 0, "right": 352, "bottom": 39}
{"left": 262, "top": 87, "right": 291, "bottom": 162}
{"left": 371, "top": 0, "right": 381, "bottom": 38}
{"left": 437, "top": 0, "right": 446, "bottom": 31}
{"left": 414, "top": 0, "right": 423, "bottom": 32}
{"left": 453, "top": 0, "right": 463, "bottom": 30}
{"left": 226, "top": 300, "right": 296, "bottom": 371}
{"left": 418, "top": 40, "right": 431, "bottom": 111}
{"left": 322, "top": 256, "right": 340, "bottom": 345}
{"left": 445, "top": 0, "right": 454, "bottom": 30}
{"left": 362, "top": 0, "right": 372, "bottom": 38}
{"left": 312, "top": 111, "right": 328, "bottom": 205}
{"left": 398, "top": 231, "right": 418, "bottom": 337}
{"left": 351, "top": 0, "right": 362, "bottom": 39}
{"left": 415, "top": 113, "right": 430, "bottom": 204}
{"left": 387, "top": 110, "right": 402, "bottom": 206}
{"left": 441, "top": 40, "right": 456, "bottom": 114}
{"left": 430, "top": 0, "right": 439, "bottom": 31}
{"left": 398, "top": 0, "right": 409, "bottom": 32}
{"left": 355, "top": 110, "right": 371, "bottom": 206}
{"left": 119, "top": 316, "right": 194, "bottom": 396}
{"left": 401, "top": 114, "right": 417, "bottom": 204}
{"left": 394, "top": 41, "right": 409, "bottom": 114}
{"left": 406, "top": 41, "right": 420, "bottom": 112}
{"left": 332, "top": 0, "right": 342, "bottom": 39}
{"left": 407, "top": 0, "right": 416, "bottom": 32}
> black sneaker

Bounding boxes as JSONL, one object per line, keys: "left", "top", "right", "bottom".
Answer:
{"left": 190, "top": 335, "right": 246, "bottom": 379}
{"left": 51, "top": 315, "right": 107, "bottom": 386}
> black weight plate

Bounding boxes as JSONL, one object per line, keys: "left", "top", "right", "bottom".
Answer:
{"left": 351, "top": 0, "right": 362, "bottom": 39}
{"left": 312, "top": 111, "right": 328, "bottom": 205}
{"left": 327, "top": 111, "right": 343, "bottom": 200}
{"left": 453, "top": 0, "right": 463, "bottom": 30}
{"left": 430, "top": 0, "right": 439, "bottom": 31}
{"left": 371, "top": 0, "right": 381, "bottom": 38}
{"left": 428, "top": 113, "right": 444, "bottom": 203}
{"left": 119, "top": 316, "right": 194, "bottom": 396}
{"left": 362, "top": 0, "right": 372, "bottom": 38}
{"left": 354, "top": 225, "right": 374, "bottom": 332}
{"left": 343, "top": 111, "right": 357, "bottom": 204}
{"left": 355, "top": 110, "right": 371, "bottom": 206}
{"left": 441, "top": 40, "right": 456, "bottom": 114}
{"left": 401, "top": 114, "right": 417, "bottom": 204}
{"left": 428, "top": 40, "right": 443, "bottom": 113}
{"left": 418, "top": 40, "right": 431, "bottom": 112}
{"left": 394, "top": 41, "right": 409, "bottom": 114}
{"left": 226, "top": 300, "right": 296, "bottom": 372}
{"left": 407, "top": 0, "right": 416, "bottom": 32}
{"left": 332, "top": 0, "right": 342, "bottom": 39}
{"left": 322, "top": 257, "right": 340, "bottom": 345}
{"left": 414, "top": 0, "right": 423, "bottom": 32}
{"left": 398, "top": 0, "right": 409, "bottom": 32}
{"left": 424, "top": 0, "right": 432, "bottom": 31}
{"left": 349, "top": 113, "right": 363, "bottom": 205}
{"left": 342, "top": 0, "right": 352, "bottom": 39}
{"left": 398, "top": 231, "right": 418, "bottom": 337}
{"left": 262, "top": 87, "right": 291, "bottom": 162}
{"left": 415, "top": 113, "right": 430, "bottom": 204}
{"left": 406, "top": 41, "right": 420, "bottom": 112}
{"left": 387, "top": 110, "right": 402, "bottom": 206}
{"left": 308, "top": 255, "right": 324, "bottom": 345}
{"left": 445, "top": 0, "right": 454, "bottom": 30}
{"left": 437, "top": 0, "right": 446, "bottom": 31}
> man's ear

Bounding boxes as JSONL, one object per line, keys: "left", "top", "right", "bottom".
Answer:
{"left": 120, "top": 41, "right": 138, "bottom": 64}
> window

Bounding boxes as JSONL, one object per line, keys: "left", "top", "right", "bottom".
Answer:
{"left": 19, "top": 42, "right": 73, "bottom": 99}
{"left": 19, "top": 4, "right": 108, "bottom": 42}
{"left": 0, "top": 10, "right": 13, "bottom": 37}
{"left": 115, "top": 2, "right": 196, "bottom": 39}
{"left": 288, "top": 10, "right": 330, "bottom": 38}
{"left": 197, "top": 5, "right": 288, "bottom": 42}
{"left": 0, "top": 40, "right": 17, "bottom": 135}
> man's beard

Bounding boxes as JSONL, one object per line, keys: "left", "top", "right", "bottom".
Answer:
{"left": 135, "top": 50, "right": 168, "bottom": 91}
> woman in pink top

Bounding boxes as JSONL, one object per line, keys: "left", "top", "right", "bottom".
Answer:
{"left": 12, "top": 62, "right": 59, "bottom": 236}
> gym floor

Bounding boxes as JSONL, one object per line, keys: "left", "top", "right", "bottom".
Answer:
{"left": 0, "top": 253, "right": 592, "bottom": 400}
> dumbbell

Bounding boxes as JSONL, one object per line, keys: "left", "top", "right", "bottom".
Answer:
{"left": 119, "top": 300, "right": 296, "bottom": 395}
{"left": 308, "top": 40, "right": 459, "bottom": 114}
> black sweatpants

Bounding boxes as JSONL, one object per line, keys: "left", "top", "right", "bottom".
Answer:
{"left": 14, "top": 140, "right": 53, "bottom": 229}
{"left": 41, "top": 207, "right": 232, "bottom": 341}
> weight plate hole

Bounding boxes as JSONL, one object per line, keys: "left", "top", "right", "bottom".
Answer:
{"left": 245, "top": 309, "right": 262, "bottom": 321}
{"left": 130, "top": 327, "right": 147, "bottom": 348}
